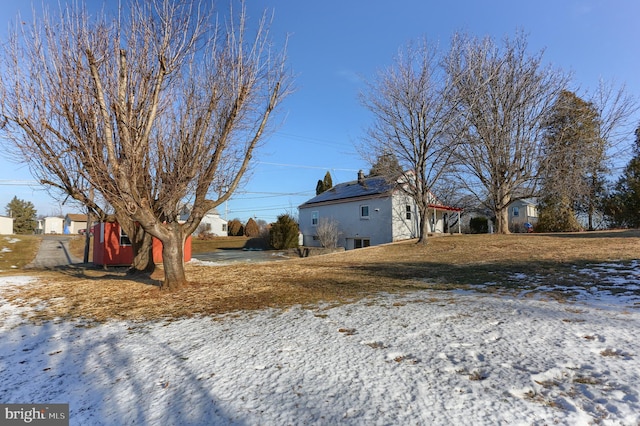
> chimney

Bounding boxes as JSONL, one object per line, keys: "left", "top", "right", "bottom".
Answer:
{"left": 357, "top": 170, "right": 365, "bottom": 185}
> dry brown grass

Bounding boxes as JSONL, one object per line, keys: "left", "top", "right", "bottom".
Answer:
{"left": 0, "top": 235, "right": 41, "bottom": 271}
{"left": 3, "top": 230, "right": 640, "bottom": 323}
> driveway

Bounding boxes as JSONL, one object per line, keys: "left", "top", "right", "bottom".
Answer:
{"left": 24, "top": 235, "right": 83, "bottom": 269}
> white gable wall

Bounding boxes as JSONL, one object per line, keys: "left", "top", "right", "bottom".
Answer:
{"left": 43, "top": 217, "right": 64, "bottom": 234}
{"left": 300, "top": 196, "right": 394, "bottom": 249}
{"left": 197, "top": 213, "right": 228, "bottom": 237}
{"left": 391, "top": 191, "right": 419, "bottom": 240}
{"left": 300, "top": 192, "right": 425, "bottom": 250}
{"left": 0, "top": 216, "right": 13, "bottom": 235}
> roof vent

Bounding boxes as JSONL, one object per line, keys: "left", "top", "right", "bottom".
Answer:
{"left": 357, "top": 170, "right": 365, "bottom": 185}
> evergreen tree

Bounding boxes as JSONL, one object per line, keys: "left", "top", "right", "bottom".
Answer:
{"left": 369, "top": 151, "right": 402, "bottom": 178}
{"left": 322, "top": 171, "right": 333, "bottom": 191}
{"left": 244, "top": 217, "right": 260, "bottom": 237}
{"left": 315, "top": 171, "right": 333, "bottom": 195}
{"left": 540, "top": 90, "right": 604, "bottom": 231}
{"left": 269, "top": 214, "right": 299, "bottom": 249}
{"left": 605, "top": 125, "right": 640, "bottom": 228}
{"left": 5, "top": 196, "right": 37, "bottom": 234}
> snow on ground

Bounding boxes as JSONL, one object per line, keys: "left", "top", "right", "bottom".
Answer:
{"left": 1, "top": 264, "right": 639, "bottom": 425}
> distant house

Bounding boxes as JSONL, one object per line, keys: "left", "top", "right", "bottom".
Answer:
{"left": 42, "top": 216, "right": 64, "bottom": 234}
{"left": 508, "top": 198, "right": 538, "bottom": 232}
{"left": 0, "top": 216, "right": 14, "bottom": 235}
{"left": 194, "top": 210, "right": 228, "bottom": 237}
{"left": 298, "top": 171, "right": 462, "bottom": 250}
{"left": 64, "top": 213, "right": 88, "bottom": 234}
{"left": 178, "top": 208, "right": 228, "bottom": 237}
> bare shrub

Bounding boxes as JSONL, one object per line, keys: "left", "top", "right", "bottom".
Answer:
{"left": 316, "top": 217, "right": 340, "bottom": 248}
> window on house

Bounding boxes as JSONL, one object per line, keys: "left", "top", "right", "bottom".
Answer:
{"left": 406, "top": 205, "right": 412, "bottom": 220}
{"left": 120, "top": 228, "right": 131, "bottom": 246}
{"left": 354, "top": 238, "right": 370, "bottom": 249}
{"left": 312, "top": 211, "right": 319, "bottom": 226}
{"left": 513, "top": 207, "right": 519, "bottom": 217}
{"left": 222, "top": 224, "right": 228, "bottom": 232}
{"left": 360, "top": 205, "right": 369, "bottom": 219}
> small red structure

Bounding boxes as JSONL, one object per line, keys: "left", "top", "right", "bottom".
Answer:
{"left": 92, "top": 222, "right": 192, "bottom": 266}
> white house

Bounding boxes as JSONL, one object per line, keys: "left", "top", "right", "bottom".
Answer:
{"left": 0, "top": 215, "right": 14, "bottom": 235}
{"left": 508, "top": 198, "right": 538, "bottom": 232}
{"left": 179, "top": 208, "right": 228, "bottom": 237}
{"left": 42, "top": 216, "right": 64, "bottom": 234}
{"left": 298, "top": 171, "right": 462, "bottom": 250}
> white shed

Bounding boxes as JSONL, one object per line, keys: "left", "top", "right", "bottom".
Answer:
{"left": 0, "top": 215, "right": 14, "bottom": 235}
{"left": 43, "top": 216, "right": 64, "bottom": 234}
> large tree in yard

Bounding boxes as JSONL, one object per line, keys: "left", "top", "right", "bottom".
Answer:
{"left": 0, "top": 0, "right": 291, "bottom": 289}
{"left": 445, "top": 32, "right": 568, "bottom": 234}
{"left": 360, "top": 38, "right": 462, "bottom": 244}
{"left": 537, "top": 90, "right": 602, "bottom": 232}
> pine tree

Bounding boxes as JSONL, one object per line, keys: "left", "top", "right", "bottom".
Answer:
{"left": 322, "top": 171, "right": 333, "bottom": 191}
{"left": 605, "top": 125, "right": 640, "bottom": 228}
{"left": 369, "top": 152, "right": 402, "bottom": 178}
{"left": 269, "top": 214, "right": 299, "bottom": 249}
{"left": 315, "top": 171, "right": 333, "bottom": 195}
{"left": 5, "top": 196, "right": 37, "bottom": 234}
{"left": 540, "top": 90, "right": 604, "bottom": 231}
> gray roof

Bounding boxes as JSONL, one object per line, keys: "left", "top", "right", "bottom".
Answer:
{"left": 300, "top": 176, "right": 395, "bottom": 207}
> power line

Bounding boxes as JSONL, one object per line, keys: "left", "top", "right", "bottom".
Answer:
{"left": 0, "top": 180, "right": 40, "bottom": 186}
{"left": 256, "top": 161, "right": 360, "bottom": 172}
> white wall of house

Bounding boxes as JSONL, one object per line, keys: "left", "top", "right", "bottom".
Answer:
{"left": 300, "top": 192, "right": 424, "bottom": 250}
{"left": 0, "top": 216, "right": 14, "bottom": 235}
{"left": 299, "top": 196, "right": 391, "bottom": 249}
{"left": 391, "top": 192, "right": 419, "bottom": 240}
{"left": 43, "top": 217, "right": 64, "bottom": 234}
{"left": 508, "top": 199, "right": 538, "bottom": 232}
{"left": 196, "top": 212, "right": 228, "bottom": 237}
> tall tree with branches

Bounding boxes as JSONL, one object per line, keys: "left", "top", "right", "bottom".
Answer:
{"left": 360, "top": 38, "right": 462, "bottom": 244}
{"left": 445, "top": 32, "right": 569, "bottom": 234}
{"left": 0, "top": 0, "right": 292, "bottom": 289}
{"left": 538, "top": 90, "right": 602, "bottom": 231}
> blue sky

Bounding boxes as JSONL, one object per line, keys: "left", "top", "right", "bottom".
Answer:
{"left": 1, "top": 0, "right": 639, "bottom": 222}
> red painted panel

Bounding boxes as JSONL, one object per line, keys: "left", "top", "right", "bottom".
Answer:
{"left": 92, "top": 222, "right": 192, "bottom": 266}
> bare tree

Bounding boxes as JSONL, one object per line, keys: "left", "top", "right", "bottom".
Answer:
{"left": 360, "top": 38, "right": 461, "bottom": 244}
{"left": 445, "top": 32, "right": 569, "bottom": 234}
{"left": 315, "top": 217, "right": 340, "bottom": 248}
{"left": 0, "top": 0, "right": 292, "bottom": 289}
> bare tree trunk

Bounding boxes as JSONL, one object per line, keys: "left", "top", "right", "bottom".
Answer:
{"left": 159, "top": 226, "right": 187, "bottom": 290}
{"left": 129, "top": 230, "right": 155, "bottom": 275}
{"left": 417, "top": 208, "right": 429, "bottom": 245}
{"left": 496, "top": 206, "right": 511, "bottom": 234}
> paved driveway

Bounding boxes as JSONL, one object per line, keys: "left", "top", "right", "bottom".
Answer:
{"left": 24, "top": 235, "right": 83, "bottom": 269}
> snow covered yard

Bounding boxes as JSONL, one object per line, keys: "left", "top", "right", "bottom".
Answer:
{"left": 1, "top": 266, "right": 639, "bottom": 426}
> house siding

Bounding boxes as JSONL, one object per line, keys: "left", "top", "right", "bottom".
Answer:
{"left": 508, "top": 199, "right": 538, "bottom": 232}
{"left": 300, "top": 192, "right": 424, "bottom": 249}
{"left": 0, "top": 216, "right": 13, "bottom": 235}
{"left": 43, "top": 217, "right": 64, "bottom": 234}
